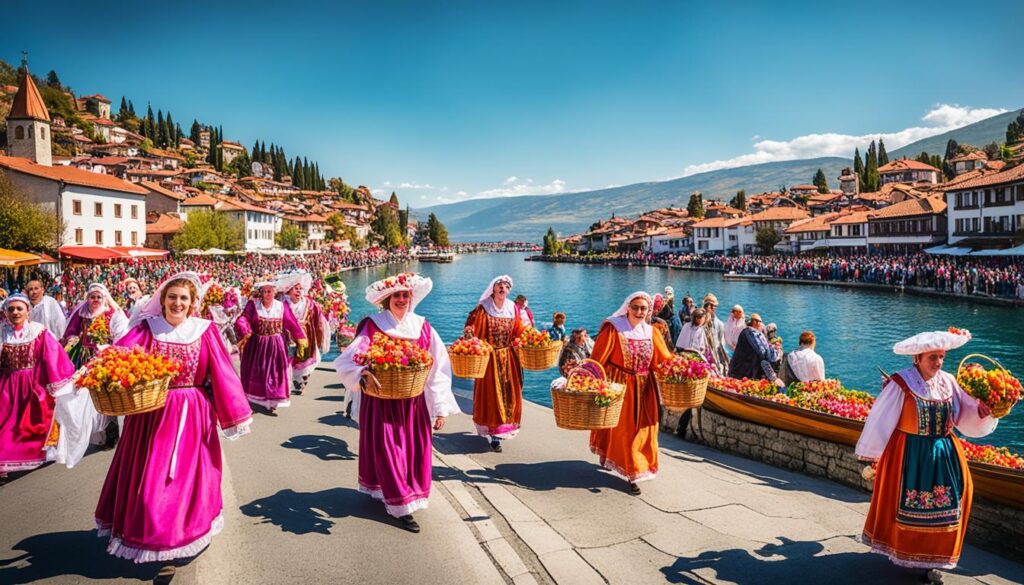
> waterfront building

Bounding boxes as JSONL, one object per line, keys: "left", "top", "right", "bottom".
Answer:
{"left": 878, "top": 158, "right": 941, "bottom": 185}
{"left": 283, "top": 213, "right": 328, "bottom": 249}
{"left": 865, "top": 195, "right": 947, "bottom": 253}
{"left": 692, "top": 216, "right": 749, "bottom": 254}
{"left": 949, "top": 150, "right": 989, "bottom": 176}
{"left": 212, "top": 196, "right": 279, "bottom": 250}
{"left": 827, "top": 210, "right": 871, "bottom": 252}
{"left": 784, "top": 213, "right": 840, "bottom": 254}
{"left": 944, "top": 162, "right": 1024, "bottom": 249}
{"left": 649, "top": 227, "right": 693, "bottom": 254}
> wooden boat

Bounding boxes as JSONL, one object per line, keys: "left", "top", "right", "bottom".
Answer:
{"left": 417, "top": 251, "right": 454, "bottom": 263}
{"left": 703, "top": 383, "right": 1024, "bottom": 509}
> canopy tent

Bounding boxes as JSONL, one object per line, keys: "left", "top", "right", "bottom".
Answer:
{"left": 0, "top": 248, "right": 43, "bottom": 267}
{"left": 204, "top": 248, "right": 231, "bottom": 255}
{"left": 111, "top": 246, "right": 170, "bottom": 259}
{"left": 924, "top": 245, "right": 974, "bottom": 256}
{"left": 182, "top": 249, "right": 204, "bottom": 256}
{"left": 59, "top": 246, "right": 169, "bottom": 262}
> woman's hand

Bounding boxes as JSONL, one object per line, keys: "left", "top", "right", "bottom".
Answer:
{"left": 359, "top": 369, "right": 381, "bottom": 394}
{"left": 978, "top": 401, "right": 992, "bottom": 419}
{"left": 433, "top": 417, "right": 446, "bottom": 431}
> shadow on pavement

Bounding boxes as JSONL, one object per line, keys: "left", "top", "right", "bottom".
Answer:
{"left": 492, "top": 460, "right": 622, "bottom": 492}
{"left": 240, "top": 487, "right": 391, "bottom": 535}
{"left": 321, "top": 382, "right": 346, "bottom": 391}
{"left": 281, "top": 434, "right": 356, "bottom": 461}
{"left": 433, "top": 431, "right": 495, "bottom": 455}
{"left": 0, "top": 529, "right": 160, "bottom": 583}
{"left": 318, "top": 413, "right": 357, "bottom": 429}
{"left": 315, "top": 394, "right": 346, "bottom": 402}
{"left": 660, "top": 537, "right": 906, "bottom": 585}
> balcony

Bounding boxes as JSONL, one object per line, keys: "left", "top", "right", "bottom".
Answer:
{"left": 953, "top": 204, "right": 979, "bottom": 211}
{"left": 953, "top": 230, "right": 1016, "bottom": 238}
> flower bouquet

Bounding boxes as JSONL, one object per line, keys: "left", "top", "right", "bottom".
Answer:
{"left": 713, "top": 376, "right": 778, "bottom": 398}
{"left": 655, "top": 352, "right": 715, "bottom": 410}
{"left": 78, "top": 346, "right": 183, "bottom": 416}
{"left": 513, "top": 327, "right": 562, "bottom": 371}
{"left": 961, "top": 441, "right": 1024, "bottom": 470}
{"left": 86, "top": 314, "right": 112, "bottom": 346}
{"left": 448, "top": 334, "right": 492, "bottom": 379}
{"left": 786, "top": 380, "right": 874, "bottom": 421}
{"left": 550, "top": 359, "right": 626, "bottom": 430}
{"left": 354, "top": 332, "right": 434, "bottom": 399}
{"left": 201, "top": 283, "right": 226, "bottom": 318}
{"left": 957, "top": 354, "right": 1022, "bottom": 419}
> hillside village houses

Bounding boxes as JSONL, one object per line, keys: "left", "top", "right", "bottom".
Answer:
{"left": 1, "top": 63, "right": 386, "bottom": 256}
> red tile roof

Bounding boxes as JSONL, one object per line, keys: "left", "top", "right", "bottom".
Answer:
{"left": 84, "top": 94, "right": 111, "bottom": 103}
{"left": 140, "top": 180, "right": 187, "bottom": 201}
{"left": 0, "top": 155, "right": 148, "bottom": 194}
{"left": 878, "top": 159, "right": 940, "bottom": 173}
{"left": 830, "top": 210, "right": 873, "bottom": 225}
{"left": 948, "top": 150, "right": 987, "bottom": 163}
{"left": 942, "top": 162, "right": 1024, "bottom": 191}
{"left": 92, "top": 118, "right": 115, "bottom": 126}
{"left": 747, "top": 207, "right": 809, "bottom": 222}
{"left": 868, "top": 195, "right": 946, "bottom": 220}
{"left": 145, "top": 213, "right": 184, "bottom": 235}
{"left": 784, "top": 213, "right": 840, "bottom": 234}
{"left": 8, "top": 70, "right": 49, "bottom": 122}
{"left": 181, "top": 193, "right": 218, "bottom": 206}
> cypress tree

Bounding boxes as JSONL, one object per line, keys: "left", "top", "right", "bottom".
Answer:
{"left": 813, "top": 168, "right": 829, "bottom": 193}
{"left": 128, "top": 100, "right": 136, "bottom": 117}
{"left": 878, "top": 138, "right": 889, "bottom": 166}
{"left": 190, "top": 120, "right": 202, "bottom": 144}
{"left": 853, "top": 148, "right": 864, "bottom": 185}
{"left": 119, "top": 96, "right": 128, "bottom": 118}
{"left": 864, "top": 141, "right": 880, "bottom": 192}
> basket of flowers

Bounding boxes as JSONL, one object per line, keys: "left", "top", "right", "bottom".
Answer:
{"left": 201, "top": 283, "right": 226, "bottom": 318}
{"left": 356, "top": 332, "right": 434, "bottom": 400}
{"left": 78, "top": 346, "right": 183, "bottom": 416}
{"left": 655, "top": 352, "right": 715, "bottom": 410}
{"left": 448, "top": 334, "right": 492, "bottom": 379}
{"left": 335, "top": 323, "right": 357, "bottom": 348}
{"left": 550, "top": 359, "right": 626, "bottom": 430}
{"left": 957, "top": 353, "right": 1022, "bottom": 419}
{"left": 514, "top": 327, "right": 562, "bottom": 371}
{"left": 86, "top": 314, "right": 112, "bottom": 346}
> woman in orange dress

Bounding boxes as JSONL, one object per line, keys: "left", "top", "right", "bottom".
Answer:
{"left": 856, "top": 329, "right": 997, "bottom": 584}
{"left": 589, "top": 291, "right": 673, "bottom": 495}
{"left": 464, "top": 275, "right": 525, "bottom": 452}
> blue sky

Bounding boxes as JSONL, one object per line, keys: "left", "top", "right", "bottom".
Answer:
{"left": 4, "top": 1, "right": 1022, "bottom": 207}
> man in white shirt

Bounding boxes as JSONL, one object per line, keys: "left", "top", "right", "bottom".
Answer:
{"left": 783, "top": 330, "right": 826, "bottom": 383}
{"left": 26, "top": 280, "right": 67, "bottom": 340}
{"left": 724, "top": 304, "right": 746, "bottom": 352}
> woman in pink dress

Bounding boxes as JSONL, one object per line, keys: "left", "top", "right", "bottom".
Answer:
{"left": 234, "top": 280, "right": 307, "bottom": 411}
{"left": 94, "top": 272, "right": 253, "bottom": 567}
{"left": 0, "top": 294, "right": 81, "bottom": 476}
{"left": 334, "top": 273, "right": 460, "bottom": 532}
{"left": 278, "top": 272, "right": 330, "bottom": 396}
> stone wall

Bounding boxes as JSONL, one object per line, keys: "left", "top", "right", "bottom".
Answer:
{"left": 661, "top": 407, "right": 1024, "bottom": 560}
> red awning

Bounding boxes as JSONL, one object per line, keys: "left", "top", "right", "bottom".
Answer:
{"left": 37, "top": 253, "right": 58, "bottom": 264}
{"left": 110, "top": 246, "right": 171, "bottom": 259}
{"left": 59, "top": 246, "right": 127, "bottom": 261}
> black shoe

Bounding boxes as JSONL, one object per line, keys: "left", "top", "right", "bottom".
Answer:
{"left": 628, "top": 482, "right": 642, "bottom": 496}
{"left": 399, "top": 515, "right": 420, "bottom": 533}
{"left": 102, "top": 420, "right": 119, "bottom": 451}
{"left": 345, "top": 401, "right": 353, "bottom": 419}
{"left": 490, "top": 440, "right": 502, "bottom": 453}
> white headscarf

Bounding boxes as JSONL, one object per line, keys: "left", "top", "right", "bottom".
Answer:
{"left": 127, "top": 271, "right": 206, "bottom": 329}
{"left": 893, "top": 329, "right": 971, "bottom": 356}
{"left": 610, "top": 291, "right": 653, "bottom": 319}
{"left": 478, "top": 275, "right": 513, "bottom": 305}
{"left": 276, "top": 271, "right": 313, "bottom": 295}
{"left": 1, "top": 294, "right": 45, "bottom": 354}
{"left": 74, "top": 283, "right": 119, "bottom": 317}
{"left": 365, "top": 272, "right": 433, "bottom": 309}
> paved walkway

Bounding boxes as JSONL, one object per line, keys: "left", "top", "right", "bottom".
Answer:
{"left": 1, "top": 366, "right": 1022, "bottom": 584}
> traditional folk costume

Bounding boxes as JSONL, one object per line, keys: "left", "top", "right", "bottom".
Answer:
{"left": 279, "top": 272, "right": 331, "bottom": 395}
{"left": 589, "top": 292, "right": 673, "bottom": 486}
{"left": 334, "top": 273, "right": 459, "bottom": 520}
{"left": 30, "top": 294, "right": 67, "bottom": 340}
{"left": 856, "top": 330, "right": 997, "bottom": 573}
{"left": 61, "top": 283, "right": 130, "bottom": 368}
{"left": 95, "top": 272, "right": 253, "bottom": 562}
{"left": 0, "top": 295, "right": 92, "bottom": 475}
{"left": 233, "top": 282, "right": 306, "bottom": 410}
{"left": 465, "top": 275, "right": 526, "bottom": 446}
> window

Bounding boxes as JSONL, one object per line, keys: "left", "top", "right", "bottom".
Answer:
{"left": 114, "top": 204, "right": 122, "bottom": 218}
{"left": 27, "top": 125, "right": 33, "bottom": 139}
{"left": 75, "top": 228, "right": 83, "bottom": 244}
{"left": 14, "top": 126, "right": 24, "bottom": 139}
{"left": 72, "top": 200, "right": 82, "bottom": 215}
{"left": 115, "top": 230, "right": 123, "bottom": 246}
{"left": 95, "top": 202, "right": 103, "bottom": 217}
{"left": 40, "top": 127, "right": 46, "bottom": 140}
{"left": 131, "top": 205, "right": 138, "bottom": 219}
{"left": 95, "top": 230, "right": 104, "bottom": 245}
{"left": 131, "top": 232, "right": 138, "bottom": 246}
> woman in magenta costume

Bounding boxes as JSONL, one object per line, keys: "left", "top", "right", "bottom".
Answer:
{"left": 94, "top": 272, "right": 253, "bottom": 565}
{"left": 233, "top": 279, "right": 307, "bottom": 411}
{"left": 278, "top": 272, "right": 330, "bottom": 396}
{"left": 0, "top": 294, "right": 91, "bottom": 476}
{"left": 334, "top": 273, "right": 460, "bottom": 532}
{"left": 61, "top": 283, "right": 130, "bottom": 368}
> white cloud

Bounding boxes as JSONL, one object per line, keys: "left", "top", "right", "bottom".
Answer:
{"left": 457, "top": 191, "right": 468, "bottom": 197}
{"left": 398, "top": 182, "right": 436, "bottom": 190}
{"left": 504, "top": 176, "right": 518, "bottom": 184}
{"left": 680, "top": 104, "right": 1008, "bottom": 177}
{"left": 477, "top": 178, "right": 568, "bottom": 198}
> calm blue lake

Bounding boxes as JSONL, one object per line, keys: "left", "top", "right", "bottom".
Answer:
{"left": 324, "top": 252, "right": 1024, "bottom": 450}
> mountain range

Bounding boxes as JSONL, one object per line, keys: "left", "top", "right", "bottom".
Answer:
{"left": 418, "top": 109, "right": 1021, "bottom": 241}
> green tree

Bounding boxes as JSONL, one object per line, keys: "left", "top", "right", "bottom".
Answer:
{"left": 426, "top": 213, "right": 450, "bottom": 247}
{"left": 389, "top": 192, "right": 399, "bottom": 206}
{"left": 226, "top": 149, "right": 252, "bottom": 178}
{"left": 755, "top": 226, "right": 781, "bottom": 255}
{"left": 878, "top": 138, "right": 889, "bottom": 166}
{"left": 276, "top": 224, "right": 303, "bottom": 250}
{"left": 853, "top": 147, "right": 864, "bottom": 185}
{"left": 398, "top": 204, "right": 409, "bottom": 236}
{"left": 0, "top": 172, "right": 63, "bottom": 252}
{"left": 1006, "top": 109, "right": 1024, "bottom": 144}
{"left": 190, "top": 119, "right": 202, "bottom": 145}
{"left": 983, "top": 141, "right": 1001, "bottom": 160}
{"left": 372, "top": 204, "right": 404, "bottom": 248}
{"left": 730, "top": 189, "right": 747, "bottom": 211}
{"left": 543, "top": 227, "right": 557, "bottom": 255}
{"left": 119, "top": 96, "right": 129, "bottom": 118}
{"left": 0, "top": 60, "right": 17, "bottom": 86}
{"left": 813, "top": 168, "right": 829, "bottom": 193}
{"left": 863, "top": 141, "right": 880, "bottom": 192}
{"left": 171, "top": 210, "right": 244, "bottom": 251}
{"left": 45, "top": 70, "right": 62, "bottom": 89}
{"left": 686, "top": 192, "right": 704, "bottom": 219}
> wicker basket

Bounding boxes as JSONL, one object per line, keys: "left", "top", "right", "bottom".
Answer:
{"left": 659, "top": 375, "right": 710, "bottom": 410}
{"left": 957, "top": 353, "right": 1019, "bottom": 419}
{"left": 363, "top": 363, "right": 431, "bottom": 400}
{"left": 449, "top": 349, "right": 491, "bottom": 379}
{"left": 551, "top": 383, "right": 625, "bottom": 430}
{"left": 89, "top": 376, "right": 171, "bottom": 417}
{"left": 518, "top": 341, "right": 563, "bottom": 371}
